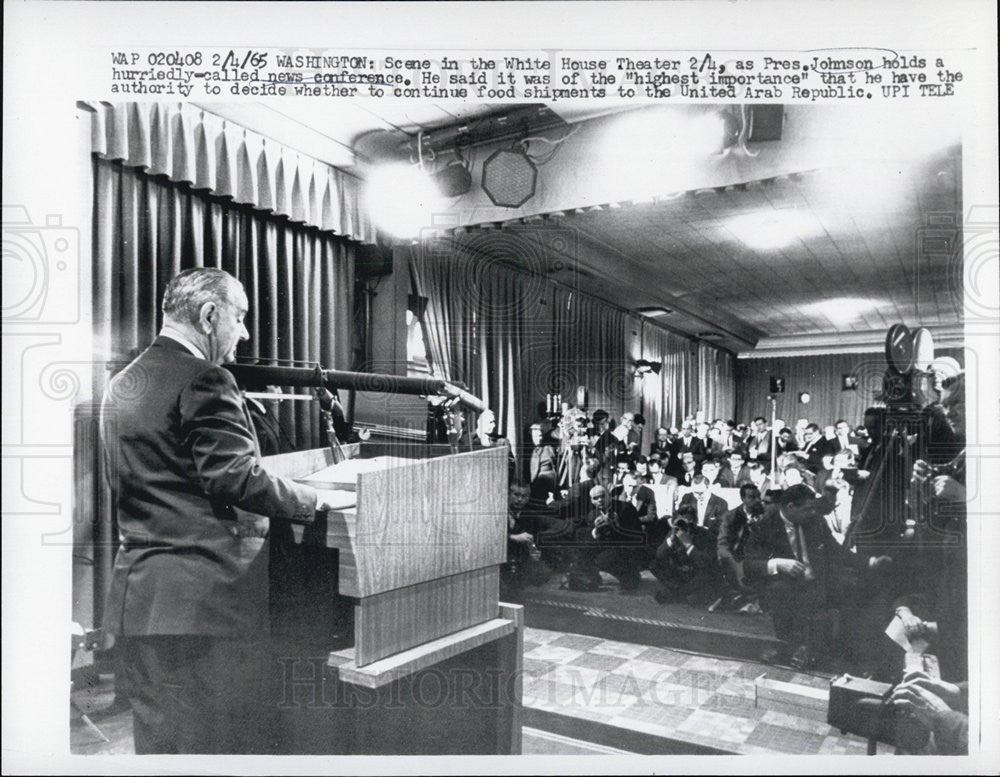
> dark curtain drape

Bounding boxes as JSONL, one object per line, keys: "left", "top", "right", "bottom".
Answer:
{"left": 410, "top": 243, "right": 532, "bottom": 454}
{"left": 410, "top": 234, "right": 738, "bottom": 458}
{"left": 93, "top": 157, "right": 355, "bottom": 449}
{"left": 85, "top": 157, "right": 357, "bottom": 628}
{"left": 551, "top": 287, "right": 632, "bottom": 420}
{"left": 698, "top": 342, "right": 737, "bottom": 423}
{"left": 639, "top": 322, "right": 697, "bottom": 431}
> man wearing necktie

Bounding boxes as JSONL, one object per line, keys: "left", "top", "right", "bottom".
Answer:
{"left": 101, "top": 268, "right": 343, "bottom": 753}
{"left": 740, "top": 484, "right": 892, "bottom": 667}
{"left": 676, "top": 475, "right": 729, "bottom": 537}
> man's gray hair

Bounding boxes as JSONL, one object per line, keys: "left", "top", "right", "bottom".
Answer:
{"left": 162, "top": 268, "right": 241, "bottom": 325}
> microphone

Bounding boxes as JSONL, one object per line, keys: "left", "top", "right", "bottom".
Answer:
{"left": 314, "top": 386, "right": 340, "bottom": 413}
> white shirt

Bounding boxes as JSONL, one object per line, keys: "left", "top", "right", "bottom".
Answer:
{"left": 695, "top": 493, "right": 709, "bottom": 526}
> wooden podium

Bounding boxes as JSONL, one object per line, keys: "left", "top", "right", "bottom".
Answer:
{"left": 261, "top": 442, "right": 522, "bottom": 755}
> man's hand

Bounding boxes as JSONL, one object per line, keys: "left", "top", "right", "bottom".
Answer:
{"left": 869, "top": 555, "right": 893, "bottom": 570}
{"left": 902, "top": 670, "right": 963, "bottom": 710}
{"left": 890, "top": 683, "right": 952, "bottom": 728}
{"left": 894, "top": 606, "right": 929, "bottom": 640}
{"left": 314, "top": 489, "right": 357, "bottom": 512}
{"left": 773, "top": 558, "right": 807, "bottom": 578}
{"left": 932, "top": 475, "right": 966, "bottom": 502}
{"left": 911, "top": 459, "right": 933, "bottom": 485}
{"left": 510, "top": 532, "right": 534, "bottom": 546}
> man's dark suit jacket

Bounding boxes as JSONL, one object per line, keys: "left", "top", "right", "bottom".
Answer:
{"left": 675, "top": 435, "right": 707, "bottom": 463}
{"left": 741, "top": 505, "right": 866, "bottom": 587}
{"left": 582, "top": 501, "right": 645, "bottom": 547}
{"left": 718, "top": 464, "right": 753, "bottom": 488}
{"left": 657, "top": 523, "right": 717, "bottom": 572}
{"left": 101, "top": 337, "right": 316, "bottom": 637}
{"left": 677, "top": 492, "right": 729, "bottom": 534}
{"left": 717, "top": 505, "right": 757, "bottom": 569}
{"left": 800, "top": 436, "right": 837, "bottom": 473}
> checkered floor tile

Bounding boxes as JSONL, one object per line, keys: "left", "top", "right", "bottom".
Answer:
{"left": 521, "top": 626, "right": 888, "bottom": 755}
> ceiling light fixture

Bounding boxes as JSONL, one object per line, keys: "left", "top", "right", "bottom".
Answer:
{"left": 726, "top": 209, "right": 817, "bottom": 250}
{"left": 482, "top": 148, "right": 538, "bottom": 208}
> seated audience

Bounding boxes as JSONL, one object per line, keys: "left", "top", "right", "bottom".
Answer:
{"left": 700, "top": 459, "right": 724, "bottom": 488}
{"left": 775, "top": 426, "right": 800, "bottom": 456}
{"left": 832, "top": 419, "right": 860, "bottom": 454}
{"left": 815, "top": 448, "right": 860, "bottom": 544}
{"left": 794, "top": 423, "right": 836, "bottom": 474}
{"left": 503, "top": 481, "right": 557, "bottom": 591}
{"left": 695, "top": 422, "right": 723, "bottom": 460}
{"left": 674, "top": 423, "right": 707, "bottom": 473}
{"left": 619, "top": 472, "right": 657, "bottom": 526}
{"left": 557, "top": 458, "right": 604, "bottom": 527}
{"left": 649, "top": 426, "right": 674, "bottom": 461}
{"left": 678, "top": 451, "right": 699, "bottom": 486}
{"left": 747, "top": 416, "right": 772, "bottom": 470}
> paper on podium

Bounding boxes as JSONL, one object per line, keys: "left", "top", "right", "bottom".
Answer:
{"left": 297, "top": 456, "right": 416, "bottom": 491}
{"left": 313, "top": 490, "right": 357, "bottom": 511}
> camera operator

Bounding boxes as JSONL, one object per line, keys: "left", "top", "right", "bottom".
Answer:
{"left": 889, "top": 670, "right": 968, "bottom": 754}
{"left": 895, "top": 372, "right": 967, "bottom": 681}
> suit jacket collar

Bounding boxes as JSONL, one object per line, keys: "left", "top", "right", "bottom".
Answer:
{"left": 151, "top": 334, "right": 203, "bottom": 357}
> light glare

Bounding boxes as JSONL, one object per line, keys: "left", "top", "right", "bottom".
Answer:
{"left": 726, "top": 209, "right": 818, "bottom": 250}
{"left": 365, "top": 164, "right": 441, "bottom": 239}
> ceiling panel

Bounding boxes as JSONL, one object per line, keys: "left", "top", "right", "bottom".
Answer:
{"left": 530, "top": 148, "right": 962, "bottom": 346}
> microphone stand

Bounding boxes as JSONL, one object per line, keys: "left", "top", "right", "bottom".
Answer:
{"left": 315, "top": 387, "right": 348, "bottom": 464}
{"left": 767, "top": 395, "right": 777, "bottom": 475}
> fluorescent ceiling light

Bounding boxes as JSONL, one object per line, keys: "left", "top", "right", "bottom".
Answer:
{"left": 726, "top": 209, "right": 818, "bottom": 251}
{"left": 800, "top": 297, "right": 885, "bottom": 327}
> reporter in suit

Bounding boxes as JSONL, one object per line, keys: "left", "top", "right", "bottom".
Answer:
{"left": 676, "top": 476, "right": 729, "bottom": 537}
{"left": 101, "top": 268, "right": 342, "bottom": 753}
{"left": 741, "top": 484, "right": 891, "bottom": 666}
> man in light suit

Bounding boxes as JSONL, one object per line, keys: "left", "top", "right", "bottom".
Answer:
{"left": 101, "top": 268, "right": 342, "bottom": 753}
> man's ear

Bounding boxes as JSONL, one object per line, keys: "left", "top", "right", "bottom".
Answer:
{"left": 198, "top": 301, "right": 217, "bottom": 334}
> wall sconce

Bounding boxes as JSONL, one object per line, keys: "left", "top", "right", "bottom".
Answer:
{"left": 635, "top": 359, "right": 662, "bottom": 377}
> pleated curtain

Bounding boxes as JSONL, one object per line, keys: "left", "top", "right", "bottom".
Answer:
{"left": 638, "top": 322, "right": 696, "bottom": 431}
{"left": 93, "top": 158, "right": 356, "bottom": 450}
{"left": 698, "top": 342, "right": 737, "bottom": 422}
{"left": 551, "top": 286, "right": 632, "bottom": 419}
{"left": 410, "top": 235, "right": 738, "bottom": 452}
{"left": 87, "top": 101, "right": 375, "bottom": 243}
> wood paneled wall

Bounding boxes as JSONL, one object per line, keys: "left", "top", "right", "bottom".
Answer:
{"left": 735, "top": 348, "right": 964, "bottom": 427}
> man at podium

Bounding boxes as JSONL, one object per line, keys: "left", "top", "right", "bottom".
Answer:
{"left": 100, "top": 268, "right": 343, "bottom": 754}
